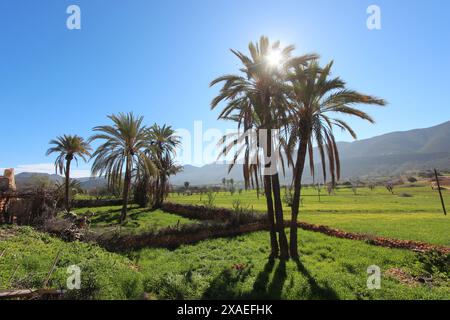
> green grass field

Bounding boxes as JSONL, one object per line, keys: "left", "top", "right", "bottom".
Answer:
{"left": 0, "top": 226, "right": 143, "bottom": 299}
{"left": 169, "top": 185, "right": 450, "bottom": 246}
{"left": 119, "top": 229, "right": 449, "bottom": 299}
{"left": 73, "top": 205, "right": 199, "bottom": 233}
{"left": 2, "top": 226, "right": 448, "bottom": 300}
{"left": 2, "top": 183, "right": 448, "bottom": 300}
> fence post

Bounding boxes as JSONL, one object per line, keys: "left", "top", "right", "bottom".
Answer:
{"left": 434, "top": 169, "right": 447, "bottom": 216}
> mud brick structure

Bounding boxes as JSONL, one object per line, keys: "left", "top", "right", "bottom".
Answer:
{"left": 0, "top": 168, "right": 16, "bottom": 191}
{"left": 0, "top": 168, "right": 16, "bottom": 215}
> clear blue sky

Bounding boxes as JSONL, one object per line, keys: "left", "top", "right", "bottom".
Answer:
{"left": 1, "top": 0, "right": 449, "bottom": 176}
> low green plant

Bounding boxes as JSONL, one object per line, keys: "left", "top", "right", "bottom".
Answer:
{"left": 203, "top": 189, "right": 216, "bottom": 208}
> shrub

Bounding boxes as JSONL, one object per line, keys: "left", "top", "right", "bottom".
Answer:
{"left": 398, "top": 193, "right": 413, "bottom": 198}
{"left": 202, "top": 189, "right": 216, "bottom": 208}
{"left": 409, "top": 250, "right": 450, "bottom": 286}
{"left": 283, "top": 187, "right": 293, "bottom": 207}
{"left": 407, "top": 176, "right": 418, "bottom": 183}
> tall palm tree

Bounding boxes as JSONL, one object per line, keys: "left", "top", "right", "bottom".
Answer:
{"left": 89, "top": 112, "right": 156, "bottom": 223}
{"left": 147, "top": 124, "right": 180, "bottom": 208}
{"left": 286, "top": 60, "right": 386, "bottom": 258}
{"left": 46, "top": 135, "right": 91, "bottom": 212}
{"left": 211, "top": 36, "right": 317, "bottom": 259}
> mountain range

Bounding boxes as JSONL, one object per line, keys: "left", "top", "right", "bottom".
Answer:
{"left": 13, "top": 120, "right": 450, "bottom": 188}
{"left": 169, "top": 120, "right": 450, "bottom": 185}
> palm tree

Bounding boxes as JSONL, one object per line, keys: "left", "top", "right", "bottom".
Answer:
{"left": 211, "top": 36, "right": 317, "bottom": 259}
{"left": 89, "top": 112, "right": 156, "bottom": 223}
{"left": 147, "top": 124, "right": 180, "bottom": 208}
{"left": 286, "top": 60, "right": 386, "bottom": 258}
{"left": 46, "top": 135, "right": 91, "bottom": 212}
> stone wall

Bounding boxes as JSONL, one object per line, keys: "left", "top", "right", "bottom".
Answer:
{"left": 0, "top": 168, "right": 16, "bottom": 192}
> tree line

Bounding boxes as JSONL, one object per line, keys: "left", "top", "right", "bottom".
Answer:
{"left": 46, "top": 114, "right": 180, "bottom": 223}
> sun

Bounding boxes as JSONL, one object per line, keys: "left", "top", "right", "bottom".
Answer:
{"left": 266, "top": 49, "right": 283, "bottom": 67}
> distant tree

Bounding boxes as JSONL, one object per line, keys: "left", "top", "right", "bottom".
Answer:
{"left": 407, "top": 176, "right": 418, "bottom": 183}
{"left": 316, "top": 183, "right": 322, "bottom": 202}
{"left": 92, "top": 186, "right": 110, "bottom": 200}
{"left": 386, "top": 181, "right": 394, "bottom": 194}
{"left": 46, "top": 134, "right": 92, "bottom": 212}
{"left": 55, "top": 179, "right": 83, "bottom": 206}
{"left": 146, "top": 124, "right": 181, "bottom": 208}
{"left": 29, "top": 175, "right": 52, "bottom": 189}
{"left": 184, "top": 181, "right": 190, "bottom": 191}
{"left": 351, "top": 183, "right": 358, "bottom": 195}
{"left": 203, "top": 188, "right": 216, "bottom": 208}
{"left": 283, "top": 186, "right": 294, "bottom": 207}
{"left": 326, "top": 183, "right": 335, "bottom": 195}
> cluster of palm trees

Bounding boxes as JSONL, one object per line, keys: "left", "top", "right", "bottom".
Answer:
{"left": 211, "top": 36, "right": 386, "bottom": 260}
{"left": 46, "top": 113, "right": 180, "bottom": 223}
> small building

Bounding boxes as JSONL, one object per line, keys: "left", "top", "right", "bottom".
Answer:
{"left": 0, "top": 168, "right": 16, "bottom": 192}
{"left": 0, "top": 168, "right": 16, "bottom": 215}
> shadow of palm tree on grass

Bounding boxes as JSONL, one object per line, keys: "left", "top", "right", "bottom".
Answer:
{"left": 293, "top": 258, "right": 340, "bottom": 300}
{"left": 201, "top": 257, "right": 340, "bottom": 300}
{"left": 88, "top": 206, "right": 147, "bottom": 225}
{"left": 202, "top": 267, "right": 252, "bottom": 299}
{"left": 250, "top": 259, "right": 288, "bottom": 299}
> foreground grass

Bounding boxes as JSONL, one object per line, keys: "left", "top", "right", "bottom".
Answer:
{"left": 0, "top": 226, "right": 143, "bottom": 299}
{"left": 133, "top": 229, "right": 449, "bottom": 300}
{"left": 1, "top": 226, "right": 448, "bottom": 300}
{"left": 73, "top": 205, "right": 199, "bottom": 233}
{"left": 169, "top": 185, "right": 450, "bottom": 245}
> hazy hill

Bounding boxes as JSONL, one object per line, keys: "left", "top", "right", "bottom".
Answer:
{"left": 170, "top": 121, "right": 450, "bottom": 185}
{"left": 13, "top": 121, "right": 450, "bottom": 187}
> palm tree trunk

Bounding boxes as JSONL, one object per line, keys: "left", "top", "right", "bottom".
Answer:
{"left": 272, "top": 172, "right": 290, "bottom": 259}
{"left": 264, "top": 128, "right": 288, "bottom": 259}
{"left": 290, "top": 138, "right": 308, "bottom": 259}
{"left": 263, "top": 174, "right": 279, "bottom": 258}
{"left": 152, "top": 175, "right": 162, "bottom": 209}
{"left": 120, "top": 156, "right": 132, "bottom": 223}
{"left": 265, "top": 128, "right": 289, "bottom": 259}
{"left": 160, "top": 174, "right": 167, "bottom": 205}
{"left": 65, "top": 159, "right": 72, "bottom": 213}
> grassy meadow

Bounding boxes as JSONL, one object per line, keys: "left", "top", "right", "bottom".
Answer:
{"left": 1, "top": 182, "right": 449, "bottom": 300}
{"left": 1, "top": 226, "right": 448, "bottom": 300}
{"left": 169, "top": 184, "right": 450, "bottom": 246}
{"left": 134, "top": 229, "right": 449, "bottom": 300}
{"left": 72, "top": 205, "right": 199, "bottom": 234}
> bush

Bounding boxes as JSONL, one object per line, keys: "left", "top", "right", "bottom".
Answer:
{"left": 398, "top": 193, "right": 413, "bottom": 198}
{"left": 202, "top": 189, "right": 216, "bottom": 208}
{"left": 283, "top": 187, "right": 293, "bottom": 207}
{"left": 416, "top": 250, "right": 450, "bottom": 277}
